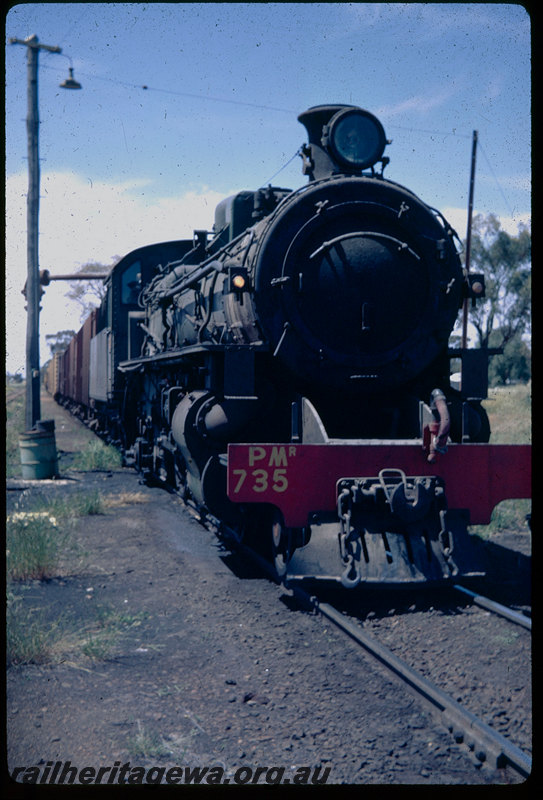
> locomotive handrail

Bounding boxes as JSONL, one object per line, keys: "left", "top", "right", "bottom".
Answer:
{"left": 158, "top": 259, "right": 225, "bottom": 301}
{"left": 149, "top": 224, "right": 259, "bottom": 304}
{"left": 118, "top": 341, "right": 270, "bottom": 370}
{"left": 309, "top": 231, "right": 421, "bottom": 261}
{"left": 428, "top": 205, "right": 463, "bottom": 246}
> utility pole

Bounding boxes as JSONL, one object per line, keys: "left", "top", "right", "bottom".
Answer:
{"left": 10, "top": 35, "right": 81, "bottom": 430}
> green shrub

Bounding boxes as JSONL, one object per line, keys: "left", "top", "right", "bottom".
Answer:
{"left": 6, "top": 510, "right": 69, "bottom": 581}
{"left": 473, "top": 499, "right": 531, "bottom": 539}
{"left": 127, "top": 720, "right": 173, "bottom": 760}
{"left": 71, "top": 440, "right": 122, "bottom": 471}
{"left": 6, "top": 591, "right": 61, "bottom": 665}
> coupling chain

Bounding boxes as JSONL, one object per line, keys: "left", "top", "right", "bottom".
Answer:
{"left": 337, "top": 486, "right": 352, "bottom": 563}
{"left": 438, "top": 509, "right": 455, "bottom": 558}
{"left": 337, "top": 485, "right": 361, "bottom": 588}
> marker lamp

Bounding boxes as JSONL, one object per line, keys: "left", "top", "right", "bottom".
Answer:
{"left": 227, "top": 267, "right": 249, "bottom": 292}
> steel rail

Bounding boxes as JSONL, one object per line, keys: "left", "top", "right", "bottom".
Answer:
{"left": 194, "top": 523, "right": 532, "bottom": 779}
{"left": 453, "top": 584, "right": 531, "bottom": 630}
{"left": 288, "top": 585, "right": 531, "bottom": 779}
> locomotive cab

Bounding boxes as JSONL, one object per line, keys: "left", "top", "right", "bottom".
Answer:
{"left": 87, "top": 240, "right": 195, "bottom": 439}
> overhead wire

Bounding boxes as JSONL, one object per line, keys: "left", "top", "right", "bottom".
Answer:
{"left": 40, "top": 61, "right": 295, "bottom": 114}
{"left": 37, "top": 64, "right": 484, "bottom": 137}
{"left": 41, "top": 6, "right": 91, "bottom": 62}
{"left": 389, "top": 123, "right": 520, "bottom": 220}
{"left": 37, "top": 63, "right": 522, "bottom": 216}
{"left": 38, "top": 60, "right": 488, "bottom": 138}
{"left": 386, "top": 123, "right": 472, "bottom": 140}
{"left": 478, "top": 141, "right": 516, "bottom": 218}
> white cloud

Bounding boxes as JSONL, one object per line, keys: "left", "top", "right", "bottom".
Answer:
{"left": 5, "top": 171, "right": 228, "bottom": 373}
{"left": 376, "top": 88, "right": 456, "bottom": 120}
{"left": 441, "top": 206, "right": 531, "bottom": 239}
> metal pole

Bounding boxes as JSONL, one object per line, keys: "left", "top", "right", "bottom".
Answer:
{"left": 25, "top": 37, "right": 41, "bottom": 428}
{"left": 41, "top": 272, "right": 110, "bottom": 282}
{"left": 461, "top": 130, "right": 478, "bottom": 349}
{"left": 10, "top": 36, "right": 61, "bottom": 429}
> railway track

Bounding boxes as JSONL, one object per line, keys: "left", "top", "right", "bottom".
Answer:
{"left": 223, "top": 530, "right": 531, "bottom": 781}
{"left": 452, "top": 584, "right": 530, "bottom": 630}
{"left": 291, "top": 586, "right": 531, "bottom": 779}
{"left": 6, "top": 387, "right": 26, "bottom": 404}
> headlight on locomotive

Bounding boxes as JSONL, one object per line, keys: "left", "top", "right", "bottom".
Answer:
{"left": 324, "top": 107, "right": 387, "bottom": 170}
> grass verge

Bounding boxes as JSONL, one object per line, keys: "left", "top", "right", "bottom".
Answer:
{"left": 6, "top": 509, "right": 74, "bottom": 582}
{"left": 7, "top": 596, "right": 148, "bottom": 668}
{"left": 472, "top": 383, "right": 532, "bottom": 538}
{"left": 482, "top": 382, "right": 531, "bottom": 444}
{"left": 7, "top": 494, "right": 99, "bottom": 666}
{"left": 127, "top": 720, "right": 174, "bottom": 760}
{"left": 5, "top": 491, "right": 106, "bottom": 582}
{"left": 6, "top": 388, "right": 25, "bottom": 478}
{"left": 71, "top": 440, "right": 123, "bottom": 471}
{"left": 80, "top": 604, "right": 148, "bottom": 662}
{"left": 6, "top": 591, "right": 63, "bottom": 666}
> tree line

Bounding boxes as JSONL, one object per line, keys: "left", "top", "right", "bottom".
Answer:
{"left": 464, "top": 213, "right": 531, "bottom": 385}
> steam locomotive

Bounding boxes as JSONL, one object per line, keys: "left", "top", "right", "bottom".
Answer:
{"left": 47, "top": 104, "right": 531, "bottom": 587}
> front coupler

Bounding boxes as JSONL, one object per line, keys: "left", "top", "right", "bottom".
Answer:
{"left": 286, "top": 470, "right": 481, "bottom": 586}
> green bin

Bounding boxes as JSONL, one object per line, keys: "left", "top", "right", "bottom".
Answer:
{"left": 19, "top": 421, "right": 59, "bottom": 479}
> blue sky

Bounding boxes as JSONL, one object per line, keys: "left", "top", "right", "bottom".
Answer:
{"left": 5, "top": 3, "right": 531, "bottom": 373}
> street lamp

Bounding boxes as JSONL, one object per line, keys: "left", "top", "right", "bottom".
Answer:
{"left": 10, "top": 35, "right": 82, "bottom": 430}
{"left": 60, "top": 66, "right": 82, "bottom": 91}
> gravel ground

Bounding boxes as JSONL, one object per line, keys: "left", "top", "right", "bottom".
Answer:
{"left": 6, "top": 400, "right": 531, "bottom": 788}
{"left": 330, "top": 586, "right": 532, "bottom": 754}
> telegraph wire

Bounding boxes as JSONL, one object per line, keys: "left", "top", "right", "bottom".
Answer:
{"left": 32, "top": 62, "right": 523, "bottom": 218}
{"left": 390, "top": 124, "right": 519, "bottom": 220}
{"left": 386, "top": 123, "right": 472, "bottom": 140}
{"left": 478, "top": 141, "right": 516, "bottom": 219}
{"left": 39, "top": 61, "right": 296, "bottom": 114}
{"left": 39, "top": 62, "right": 485, "bottom": 140}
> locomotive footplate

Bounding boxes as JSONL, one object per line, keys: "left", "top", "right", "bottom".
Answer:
{"left": 286, "top": 472, "right": 483, "bottom": 587}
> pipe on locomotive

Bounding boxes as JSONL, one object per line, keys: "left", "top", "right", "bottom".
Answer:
{"left": 428, "top": 388, "right": 451, "bottom": 463}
